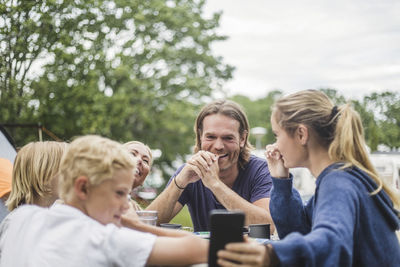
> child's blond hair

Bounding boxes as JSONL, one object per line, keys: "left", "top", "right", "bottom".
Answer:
{"left": 7, "top": 141, "right": 67, "bottom": 211}
{"left": 59, "top": 135, "right": 135, "bottom": 201}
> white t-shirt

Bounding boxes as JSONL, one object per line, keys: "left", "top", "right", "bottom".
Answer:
{"left": 0, "top": 204, "right": 156, "bottom": 267}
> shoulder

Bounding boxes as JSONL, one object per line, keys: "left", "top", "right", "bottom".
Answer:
{"left": 241, "top": 155, "right": 271, "bottom": 185}
{"left": 245, "top": 155, "right": 268, "bottom": 169}
{"left": 317, "top": 167, "right": 368, "bottom": 198}
{"left": 243, "top": 155, "right": 270, "bottom": 175}
{"left": 7, "top": 204, "right": 44, "bottom": 220}
{"left": 0, "top": 205, "right": 46, "bottom": 242}
{"left": 320, "top": 168, "right": 354, "bottom": 186}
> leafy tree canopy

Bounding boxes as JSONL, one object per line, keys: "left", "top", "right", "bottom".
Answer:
{"left": 232, "top": 89, "right": 400, "bottom": 152}
{"left": 0, "top": 0, "right": 234, "bottom": 177}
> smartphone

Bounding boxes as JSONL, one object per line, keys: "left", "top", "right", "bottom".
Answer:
{"left": 208, "top": 210, "right": 245, "bottom": 267}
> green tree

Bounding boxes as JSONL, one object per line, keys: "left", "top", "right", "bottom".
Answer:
{"left": 319, "top": 88, "right": 347, "bottom": 105}
{"left": 350, "top": 98, "right": 379, "bottom": 151}
{"left": 0, "top": 0, "right": 233, "bottom": 176}
{"left": 232, "top": 89, "right": 400, "bottom": 153}
{"left": 231, "top": 90, "right": 282, "bottom": 149}
{"left": 363, "top": 91, "right": 400, "bottom": 150}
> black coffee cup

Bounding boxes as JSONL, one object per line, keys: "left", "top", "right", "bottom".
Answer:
{"left": 160, "top": 223, "right": 182, "bottom": 229}
{"left": 248, "top": 224, "right": 270, "bottom": 239}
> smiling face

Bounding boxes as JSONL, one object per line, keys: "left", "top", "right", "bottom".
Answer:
{"left": 200, "top": 114, "right": 245, "bottom": 176}
{"left": 271, "top": 113, "right": 307, "bottom": 169}
{"left": 84, "top": 168, "right": 134, "bottom": 226}
{"left": 125, "top": 143, "right": 151, "bottom": 189}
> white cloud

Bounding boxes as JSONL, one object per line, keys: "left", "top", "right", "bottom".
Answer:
{"left": 205, "top": 0, "right": 400, "bottom": 100}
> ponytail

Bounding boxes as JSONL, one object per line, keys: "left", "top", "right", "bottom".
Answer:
{"left": 274, "top": 89, "right": 400, "bottom": 210}
{"left": 329, "top": 104, "right": 400, "bottom": 209}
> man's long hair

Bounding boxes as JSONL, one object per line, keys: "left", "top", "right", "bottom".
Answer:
{"left": 194, "top": 100, "right": 254, "bottom": 169}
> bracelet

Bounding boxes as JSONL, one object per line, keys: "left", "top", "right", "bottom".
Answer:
{"left": 174, "top": 177, "right": 186, "bottom": 190}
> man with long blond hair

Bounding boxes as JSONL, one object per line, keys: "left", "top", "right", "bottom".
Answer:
{"left": 148, "top": 99, "right": 274, "bottom": 231}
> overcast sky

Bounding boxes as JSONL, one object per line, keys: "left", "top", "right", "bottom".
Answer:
{"left": 204, "top": 0, "right": 400, "bottom": 100}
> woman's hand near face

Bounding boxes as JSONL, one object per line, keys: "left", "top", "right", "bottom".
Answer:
{"left": 264, "top": 144, "right": 289, "bottom": 178}
{"left": 217, "top": 237, "right": 273, "bottom": 267}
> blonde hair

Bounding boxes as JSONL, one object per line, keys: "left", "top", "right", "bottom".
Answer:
{"left": 59, "top": 135, "right": 135, "bottom": 201}
{"left": 273, "top": 89, "right": 400, "bottom": 209}
{"left": 123, "top": 141, "right": 153, "bottom": 166}
{"left": 194, "top": 99, "right": 254, "bottom": 169}
{"left": 6, "top": 141, "right": 68, "bottom": 211}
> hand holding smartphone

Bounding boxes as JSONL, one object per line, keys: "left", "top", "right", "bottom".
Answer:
{"left": 208, "top": 210, "right": 245, "bottom": 267}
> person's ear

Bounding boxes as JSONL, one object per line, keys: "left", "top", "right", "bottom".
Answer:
{"left": 240, "top": 130, "right": 248, "bottom": 148}
{"left": 74, "top": 176, "right": 90, "bottom": 200}
{"left": 296, "top": 124, "right": 309, "bottom": 145}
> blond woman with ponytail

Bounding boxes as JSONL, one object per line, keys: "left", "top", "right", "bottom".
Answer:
{"left": 217, "top": 90, "right": 400, "bottom": 267}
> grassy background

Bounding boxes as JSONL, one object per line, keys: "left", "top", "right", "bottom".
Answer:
{"left": 170, "top": 205, "right": 193, "bottom": 228}
{"left": 140, "top": 200, "right": 193, "bottom": 228}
